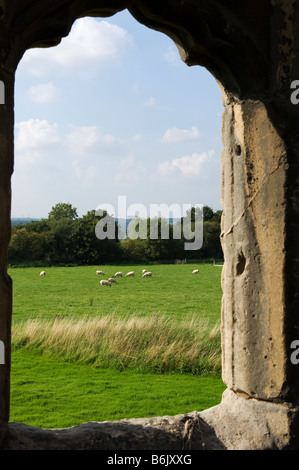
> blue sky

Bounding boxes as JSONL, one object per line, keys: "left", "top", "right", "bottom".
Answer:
{"left": 12, "top": 9, "right": 223, "bottom": 220}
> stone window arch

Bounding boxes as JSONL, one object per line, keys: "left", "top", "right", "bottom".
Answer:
{"left": 1, "top": 0, "right": 299, "bottom": 450}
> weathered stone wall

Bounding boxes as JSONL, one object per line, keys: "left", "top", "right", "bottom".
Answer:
{"left": 221, "top": 99, "right": 288, "bottom": 401}
{"left": 1, "top": 0, "right": 299, "bottom": 450}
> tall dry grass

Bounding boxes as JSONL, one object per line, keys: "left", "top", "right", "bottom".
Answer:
{"left": 12, "top": 314, "right": 221, "bottom": 375}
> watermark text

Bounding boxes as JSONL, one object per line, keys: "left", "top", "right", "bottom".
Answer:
{"left": 95, "top": 196, "right": 203, "bottom": 251}
{"left": 0, "top": 340, "right": 5, "bottom": 364}
{"left": 290, "top": 340, "right": 299, "bottom": 364}
{"left": 290, "top": 80, "right": 299, "bottom": 104}
{"left": 0, "top": 80, "right": 4, "bottom": 104}
{"left": 107, "top": 453, "right": 192, "bottom": 467}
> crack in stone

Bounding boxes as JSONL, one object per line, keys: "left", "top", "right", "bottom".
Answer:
{"left": 221, "top": 156, "right": 286, "bottom": 238}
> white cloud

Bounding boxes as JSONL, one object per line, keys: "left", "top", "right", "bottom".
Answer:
{"left": 158, "top": 151, "right": 214, "bottom": 178}
{"left": 115, "top": 154, "right": 146, "bottom": 186}
{"left": 19, "top": 18, "right": 133, "bottom": 77}
{"left": 14, "top": 119, "right": 61, "bottom": 175}
{"left": 72, "top": 160, "right": 99, "bottom": 188}
{"left": 128, "top": 134, "right": 142, "bottom": 142}
{"left": 16, "top": 150, "right": 43, "bottom": 167}
{"left": 161, "top": 126, "right": 201, "bottom": 144}
{"left": 65, "top": 125, "right": 142, "bottom": 156}
{"left": 15, "top": 119, "right": 61, "bottom": 152}
{"left": 27, "top": 82, "right": 61, "bottom": 104}
{"left": 65, "top": 125, "right": 116, "bottom": 155}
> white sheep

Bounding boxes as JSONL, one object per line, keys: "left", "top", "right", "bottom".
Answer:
{"left": 96, "top": 270, "right": 105, "bottom": 275}
{"left": 100, "top": 279, "right": 111, "bottom": 287}
{"left": 114, "top": 272, "right": 123, "bottom": 277}
{"left": 125, "top": 271, "right": 135, "bottom": 277}
{"left": 142, "top": 271, "right": 152, "bottom": 277}
{"left": 142, "top": 269, "right": 147, "bottom": 274}
{"left": 192, "top": 269, "right": 199, "bottom": 274}
{"left": 108, "top": 278, "right": 117, "bottom": 284}
{"left": 40, "top": 271, "right": 46, "bottom": 277}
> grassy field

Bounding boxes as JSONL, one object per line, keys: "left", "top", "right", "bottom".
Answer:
{"left": 10, "top": 263, "right": 222, "bottom": 323}
{"left": 9, "top": 263, "right": 225, "bottom": 428}
{"left": 10, "top": 349, "right": 226, "bottom": 429}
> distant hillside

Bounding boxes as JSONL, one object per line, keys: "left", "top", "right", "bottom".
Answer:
{"left": 11, "top": 218, "right": 40, "bottom": 226}
{"left": 11, "top": 217, "right": 179, "bottom": 227}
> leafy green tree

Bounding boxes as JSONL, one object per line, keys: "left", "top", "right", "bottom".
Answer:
{"left": 203, "top": 205, "right": 215, "bottom": 221}
{"left": 48, "top": 202, "right": 78, "bottom": 221}
{"left": 120, "top": 238, "right": 145, "bottom": 262}
{"left": 9, "top": 228, "right": 33, "bottom": 260}
{"left": 211, "top": 210, "right": 222, "bottom": 223}
{"left": 200, "top": 220, "right": 222, "bottom": 259}
{"left": 46, "top": 203, "right": 79, "bottom": 264}
{"left": 48, "top": 218, "right": 77, "bottom": 264}
{"left": 179, "top": 206, "right": 223, "bottom": 260}
{"left": 9, "top": 202, "right": 224, "bottom": 265}
{"left": 124, "top": 217, "right": 184, "bottom": 261}
{"left": 143, "top": 217, "right": 184, "bottom": 260}
{"left": 25, "top": 219, "right": 51, "bottom": 233}
{"left": 8, "top": 228, "right": 54, "bottom": 261}
{"left": 72, "top": 210, "right": 120, "bottom": 264}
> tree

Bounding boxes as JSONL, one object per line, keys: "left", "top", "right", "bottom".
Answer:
{"left": 203, "top": 205, "right": 215, "bottom": 221}
{"left": 25, "top": 218, "right": 51, "bottom": 233}
{"left": 8, "top": 228, "right": 54, "bottom": 261}
{"left": 200, "top": 220, "right": 222, "bottom": 259}
{"left": 120, "top": 238, "right": 145, "bottom": 262}
{"left": 48, "top": 202, "right": 78, "bottom": 221}
{"left": 125, "top": 217, "right": 184, "bottom": 261}
{"left": 179, "top": 206, "right": 223, "bottom": 259}
{"left": 211, "top": 210, "right": 222, "bottom": 223}
{"left": 48, "top": 218, "right": 77, "bottom": 264}
{"left": 72, "top": 210, "right": 117, "bottom": 264}
{"left": 183, "top": 206, "right": 203, "bottom": 223}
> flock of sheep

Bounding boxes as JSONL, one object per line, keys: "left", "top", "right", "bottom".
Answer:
{"left": 39, "top": 268, "right": 152, "bottom": 285}
{"left": 96, "top": 268, "right": 153, "bottom": 287}
{"left": 39, "top": 267, "right": 201, "bottom": 286}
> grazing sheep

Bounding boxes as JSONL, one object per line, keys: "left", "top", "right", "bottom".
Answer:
{"left": 100, "top": 279, "right": 111, "bottom": 287}
{"left": 142, "top": 269, "right": 147, "bottom": 274}
{"left": 40, "top": 271, "right": 46, "bottom": 277}
{"left": 192, "top": 269, "right": 199, "bottom": 274}
{"left": 142, "top": 271, "right": 152, "bottom": 277}
{"left": 108, "top": 278, "right": 117, "bottom": 284}
{"left": 114, "top": 272, "right": 123, "bottom": 277}
{"left": 125, "top": 271, "right": 135, "bottom": 277}
{"left": 96, "top": 270, "right": 105, "bottom": 275}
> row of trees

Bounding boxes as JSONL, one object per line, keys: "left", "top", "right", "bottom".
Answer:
{"left": 9, "top": 203, "right": 223, "bottom": 265}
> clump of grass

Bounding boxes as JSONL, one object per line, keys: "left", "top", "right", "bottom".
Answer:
{"left": 11, "top": 314, "right": 221, "bottom": 375}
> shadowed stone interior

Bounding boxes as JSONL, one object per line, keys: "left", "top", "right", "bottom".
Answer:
{"left": 1, "top": 0, "right": 299, "bottom": 450}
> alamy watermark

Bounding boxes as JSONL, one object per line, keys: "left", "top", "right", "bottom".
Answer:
{"left": 290, "top": 80, "right": 299, "bottom": 104}
{"left": 0, "top": 341, "right": 5, "bottom": 365}
{"left": 95, "top": 196, "right": 203, "bottom": 251}
{"left": 0, "top": 80, "right": 4, "bottom": 104}
{"left": 290, "top": 340, "right": 299, "bottom": 365}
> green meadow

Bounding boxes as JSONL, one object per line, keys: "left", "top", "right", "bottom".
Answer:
{"left": 11, "top": 263, "right": 222, "bottom": 322}
{"left": 9, "top": 263, "right": 225, "bottom": 429}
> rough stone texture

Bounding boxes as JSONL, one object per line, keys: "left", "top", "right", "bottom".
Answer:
{"left": 2, "top": 413, "right": 218, "bottom": 450}
{"left": 3, "top": 390, "right": 297, "bottom": 450}
{"left": 200, "top": 389, "right": 299, "bottom": 450}
{"left": 1, "top": 0, "right": 299, "bottom": 450}
{"left": 220, "top": 99, "right": 288, "bottom": 401}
